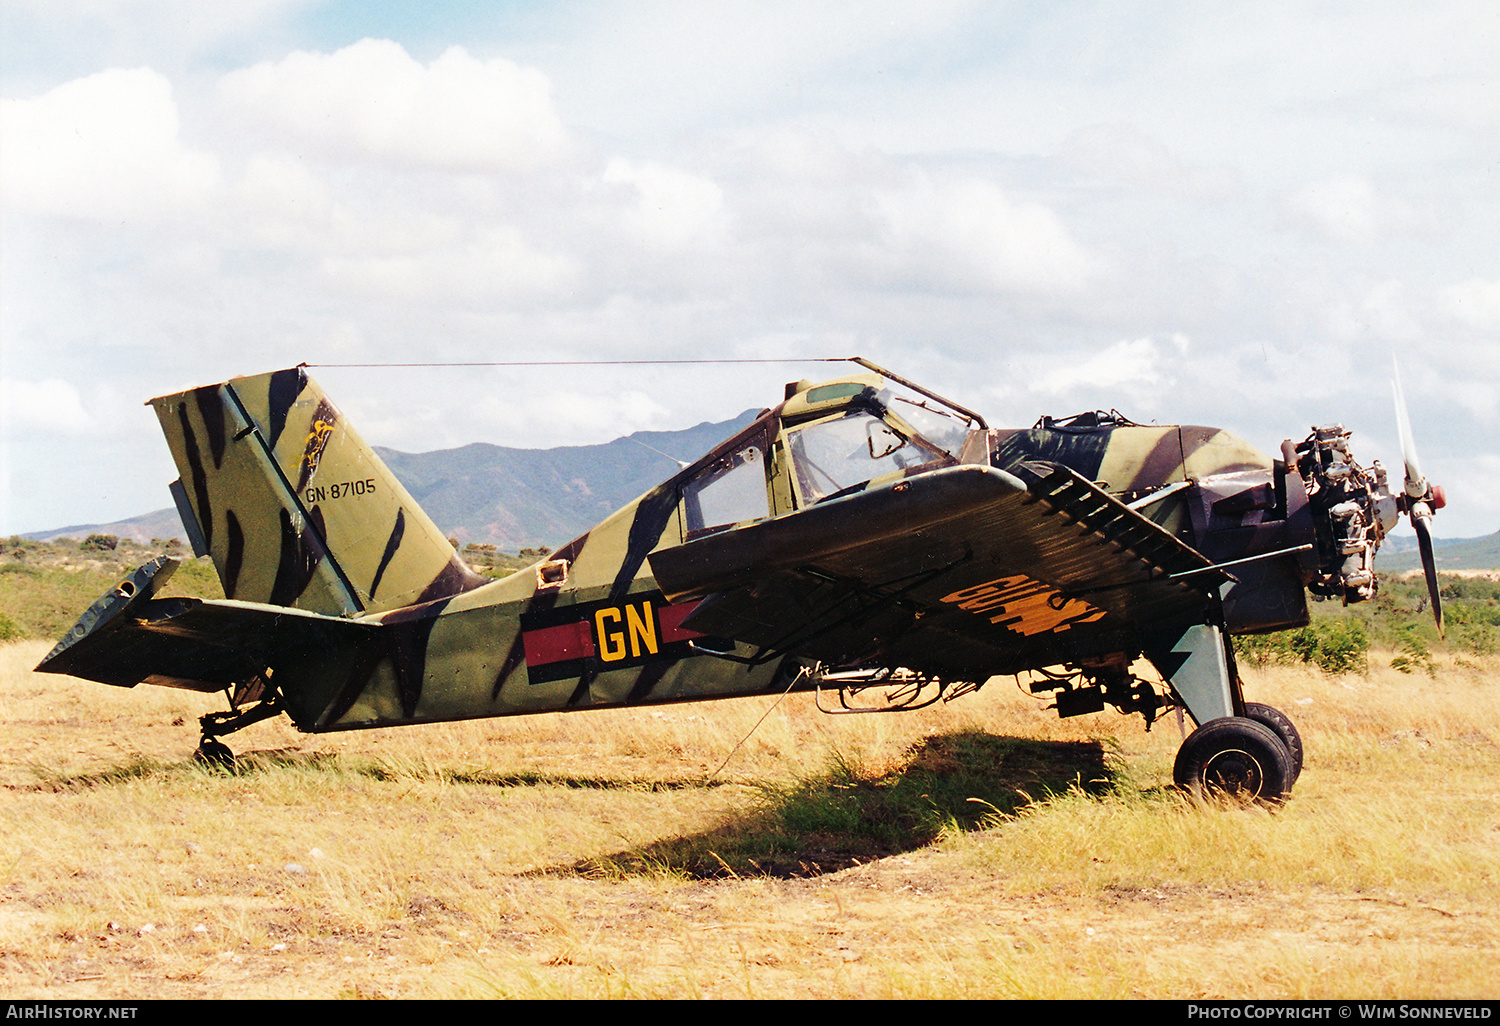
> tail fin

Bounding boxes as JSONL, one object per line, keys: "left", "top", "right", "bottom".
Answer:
{"left": 150, "top": 367, "right": 486, "bottom": 616}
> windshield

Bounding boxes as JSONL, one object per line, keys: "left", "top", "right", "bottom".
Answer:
{"left": 881, "top": 390, "right": 970, "bottom": 459}
{"left": 786, "top": 408, "right": 950, "bottom": 503}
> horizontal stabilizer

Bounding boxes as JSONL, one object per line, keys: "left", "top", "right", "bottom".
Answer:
{"left": 36, "top": 557, "right": 376, "bottom": 693}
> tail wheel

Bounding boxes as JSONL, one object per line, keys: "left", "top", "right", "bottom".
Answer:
{"left": 1242, "top": 702, "right": 1303, "bottom": 784}
{"left": 1174, "top": 716, "right": 1294, "bottom": 806}
{"left": 194, "top": 737, "right": 235, "bottom": 770}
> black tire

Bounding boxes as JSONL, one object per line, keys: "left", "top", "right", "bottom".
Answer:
{"left": 194, "top": 737, "right": 235, "bottom": 770}
{"left": 1243, "top": 702, "right": 1303, "bottom": 784}
{"left": 1174, "top": 716, "right": 1294, "bottom": 806}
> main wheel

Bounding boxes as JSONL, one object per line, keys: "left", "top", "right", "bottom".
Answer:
{"left": 1174, "top": 716, "right": 1294, "bottom": 806}
{"left": 1243, "top": 702, "right": 1303, "bottom": 784}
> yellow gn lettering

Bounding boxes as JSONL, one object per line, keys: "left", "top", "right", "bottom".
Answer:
{"left": 595, "top": 608, "right": 626, "bottom": 661}
{"left": 625, "top": 602, "right": 658, "bottom": 657}
{"left": 593, "top": 600, "right": 660, "bottom": 662}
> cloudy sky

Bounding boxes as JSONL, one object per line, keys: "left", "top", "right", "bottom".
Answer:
{"left": 2, "top": 1, "right": 1496, "bottom": 540}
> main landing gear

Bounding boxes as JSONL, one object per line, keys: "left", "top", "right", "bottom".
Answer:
{"left": 1146, "top": 623, "right": 1304, "bottom": 805}
{"left": 1173, "top": 713, "right": 1298, "bottom": 805}
{"left": 1030, "top": 623, "right": 1306, "bottom": 805}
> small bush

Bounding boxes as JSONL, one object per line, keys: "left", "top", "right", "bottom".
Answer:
{"left": 1237, "top": 617, "right": 1368, "bottom": 675}
{"left": 1390, "top": 624, "right": 1437, "bottom": 676}
{"left": 1452, "top": 621, "right": 1499, "bottom": 656}
{"left": 1, "top": 535, "right": 37, "bottom": 556}
{"left": 1235, "top": 631, "right": 1295, "bottom": 668}
{"left": 0, "top": 611, "right": 26, "bottom": 642}
{"left": 80, "top": 534, "right": 118, "bottom": 552}
{"left": 1291, "top": 618, "right": 1368, "bottom": 675}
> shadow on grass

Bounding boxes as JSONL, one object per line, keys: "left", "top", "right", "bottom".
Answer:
{"left": 17, "top": 753, "right": 172, "bottom": 791}
{"left": 23, "top": 746, "right": 719, "bottom": 792}
{"left": 564, "top": 730, "right": 1114, "bottom": 880}
{"left": 24, "top": 734, "right": 1113, "bottom": 878}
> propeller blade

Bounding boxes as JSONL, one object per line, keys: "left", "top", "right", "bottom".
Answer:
{"left": 1392, "top": 359, "right": 1427, "bottom": 500}
{"left": 1412, "top": 505, "right": 1445, "bottom": 637}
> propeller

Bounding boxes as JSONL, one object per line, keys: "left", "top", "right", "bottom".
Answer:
{"left": 1392, "top": 360, "right": 1446, "bottom": 636}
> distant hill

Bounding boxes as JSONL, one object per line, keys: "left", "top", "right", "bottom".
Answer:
{"left": 373, "top": 411, "right": 759, "bottom": 548}
{"left": 23, "top": 411, "right": 760, "bottom": 552}
{"left": 24, "top": 508, "right": 193, "bottom": 547}
{"left": 1375, "top": 530, "right": 1500, "bottom": 574}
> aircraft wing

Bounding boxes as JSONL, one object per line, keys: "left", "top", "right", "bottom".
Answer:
{"left": 648, "top": 463, "right": 1230, "bottom": 680}
{"left": 36, "top": 556, "right": 377, "bottom": 692}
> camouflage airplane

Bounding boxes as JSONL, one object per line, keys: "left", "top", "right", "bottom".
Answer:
{"left": 37, "top": 358, "right": 1445, "bottom": 803}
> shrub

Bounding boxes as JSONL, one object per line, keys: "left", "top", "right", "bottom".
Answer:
{"left": 0, "top": 611, "right": 25, "bottom": 642}
{"left": 1389, "top": 624, "right": 1437, "bottom": 676}
{"left": 1234, "top": 630, "right": 1296, "bottom": 668}
{"left": 80, "top": 534, "right": 118, "bottom": 552}
{"left": 1238, "top": 617, "right": 1367, "bottom": 675}
{"left": 1452, "top": 621, "right": 1499, "bottom": 657}
{"left": 1, "top": 535, "right": 37, "bottom": 556}
{"left": 1289, "top": 618, "right": 1368, "bottom": 675}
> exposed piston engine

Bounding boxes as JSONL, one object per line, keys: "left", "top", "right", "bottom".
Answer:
{"left": 1293, "top": 424, "right": 1399, "bottom": 603}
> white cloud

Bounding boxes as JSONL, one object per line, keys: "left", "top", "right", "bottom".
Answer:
{"left": 871, "top": 173, "right": 1092, "bottom": 296}
{"left": 216, "top": 39, "right": 569, "bottom": 173}
{"left": 1445, "top": 379, "right": 1497, "bottom": 425}
{"left": 0, "top": 379, "right": 95, "bottom": 435}
{"left": 466, "top": 387, "right": 673, "bottom": 449}
{"left": 4, "top": 9, "right": 1500, "bottom": 539}
{"left": 599, "top": 158, "right": 727, "bottom": 252}
{"left": 1325, "top": 280, "right": 1423, "bottom": 343}
{"left": 1287, "top": 175, "right": 1416, "bottom": 246}
{"left": 318, "top": 225, "right": 579, "bottom": 306}
{"left": 231, "top": 152, "right": 334, "bottom": 239}
{"left": 1439, "top": 278, "right": 1500, "bottom": 333}
{"left": 1055, "top": 123, "right": 1239, "bottom": 199}
{"left": 1030, "top": 337, "right": 1172, "bottom": 396}
{"left": 0, "top": 67, "right": 220, "bottom": 222}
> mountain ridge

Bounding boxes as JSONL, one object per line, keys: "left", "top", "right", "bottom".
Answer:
{"left": 22, "top": 410, "right": 760, "bottom": 551}
{"left": 23, "top": 414, "right": 1496, "bottom": 567}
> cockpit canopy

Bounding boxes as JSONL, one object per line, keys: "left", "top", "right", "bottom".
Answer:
{"left": 677, "top": 374, "right": 978, "bottom": 540}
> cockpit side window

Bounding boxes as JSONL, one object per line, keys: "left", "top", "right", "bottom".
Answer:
{"left": 786, "top": 409, "right": 946, "bottom": 503}
{"left": 681, "top": 434, "right": 771, "bottom": 536}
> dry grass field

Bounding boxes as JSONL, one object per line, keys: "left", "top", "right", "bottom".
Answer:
{"left": 1, "top": 637, "right": 1497, "bottom": 999}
